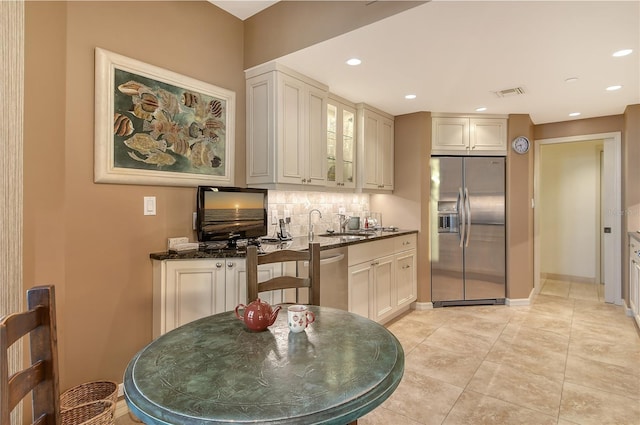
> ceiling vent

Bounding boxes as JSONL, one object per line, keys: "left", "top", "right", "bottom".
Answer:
{"left": 494, "top": 87, "right": 526, "bottom": 98}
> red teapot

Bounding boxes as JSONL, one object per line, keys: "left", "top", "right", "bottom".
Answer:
{"left": 234, "top": 298, "right": 281, "bottom": 331}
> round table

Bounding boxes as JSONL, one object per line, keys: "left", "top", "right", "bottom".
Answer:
{"left": 124, "top": 306, "right": 404, "bottom": 425}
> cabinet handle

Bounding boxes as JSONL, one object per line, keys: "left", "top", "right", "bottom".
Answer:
{"left": 216, "top": 262, "right": 223, "bottom": 268}
{"left": 402, "top": 265, "right": 411, "bottom": 270}
{"left": 302, "top": 178, "right": 306, "bottom": 183}
{"left": 371, "top": 261, "right": 379, "bottom": 266}
{"left": 227, "top": 262, "right": 234, "bottom": 268}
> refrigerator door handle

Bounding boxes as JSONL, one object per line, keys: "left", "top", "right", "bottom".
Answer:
{"left": 464, "top": 187, "right": 471, "bottom": 248}
{"left": 458, "top": 187, "right": 465, "bottom": 248}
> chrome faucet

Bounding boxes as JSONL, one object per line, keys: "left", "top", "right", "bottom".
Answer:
{"left": 338, "top": 214, "right": 349, "bottom": 233}
{"left": 308, "top": 209, "right": 322, "bottom": 240}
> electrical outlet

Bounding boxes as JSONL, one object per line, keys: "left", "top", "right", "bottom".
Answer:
{"left": 271, "top": 210, "right": 279, "bottom": 225}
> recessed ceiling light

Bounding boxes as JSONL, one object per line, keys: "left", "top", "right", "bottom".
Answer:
{"left": 613, "top": 49, "right": 633, "bottom": 57}
{"left": 346, "top": 58, "right": 361, "bottom": 66}
{"left": 565, "top": 77, "right": 579, "bottom": 83}
{"left": 606, "top": 85, "right": 622, "bottom": 91}
{"left": 569, "top": 112, "right": 581, "bottom": 117}
{"left": 404, "top": 94, "right": 416, "bottom": 100}
{"left": 475, "top": 107, "right": 487, "bottom": 112}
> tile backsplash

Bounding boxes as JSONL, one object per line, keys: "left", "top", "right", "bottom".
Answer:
{"left": 267, "top": 190, "right": 370, "bottom": 237}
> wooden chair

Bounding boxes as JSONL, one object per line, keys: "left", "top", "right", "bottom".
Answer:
{"left": 1, "top": 285, "right": 60, "bottom": 425}
{"left": 246, "top": 243, "right": 321, "bottom": 305}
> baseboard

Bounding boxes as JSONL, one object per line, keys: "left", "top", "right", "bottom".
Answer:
{"left": 115, "top": 397, "right": 128, "bottom": 420}
{"left": 541, "top": 272, "right": 596, "bottom": 284}
{"left": 506, "top": 288, "right": 535, "bottom": 306}
{"left": 413, "top": 301, "right": 433, "bottom": 310}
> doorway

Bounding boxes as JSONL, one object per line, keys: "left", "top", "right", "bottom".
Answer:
{"left": 534, "top": 132, "right": 622, "bottom": 305}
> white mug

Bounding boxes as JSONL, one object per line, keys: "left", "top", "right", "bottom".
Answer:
{"left": 287, "top": 305, "right": 315, "bottom": 333}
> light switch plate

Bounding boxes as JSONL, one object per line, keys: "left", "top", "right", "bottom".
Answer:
{"left": 144, "top": 196, "right": 156, "bottom": 216}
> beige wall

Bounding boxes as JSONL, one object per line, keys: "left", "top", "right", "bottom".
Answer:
{"left": 24, "top": 1, "right": 245, "bottom": 390}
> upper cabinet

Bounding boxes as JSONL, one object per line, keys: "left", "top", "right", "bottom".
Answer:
{"left": 246, "top": 63, "right": 328, "bottom": 188}
{"left": 327, "top": 94, "right": 356, "bottom": 189}
{"left": 432, "top": 114, "right": 507, "bottom": 156}
{"left": 357, "top": 104, "right": 394, "bottom": 191}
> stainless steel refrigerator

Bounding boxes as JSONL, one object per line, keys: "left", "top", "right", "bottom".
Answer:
{"left": 430, "top": 156, "right": 506, "bottom": 306}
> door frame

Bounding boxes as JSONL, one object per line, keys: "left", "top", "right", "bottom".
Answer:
{"left": 533, "top": 132, "right": 622, "bottom": 305}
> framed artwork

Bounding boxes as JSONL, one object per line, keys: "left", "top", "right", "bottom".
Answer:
{"left": 94, "top": 47, "right": 235, "bottom": 186}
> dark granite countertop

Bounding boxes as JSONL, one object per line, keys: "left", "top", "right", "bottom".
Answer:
{"left": 150, "top": 229, "right": 418, "bottom": 260}
{"left": 629, "top": 231, "right": 640, "bottom": 242}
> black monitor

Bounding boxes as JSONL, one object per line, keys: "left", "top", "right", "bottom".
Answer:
{"left": 196, "top": 186, "right": 268, "bottom": 248}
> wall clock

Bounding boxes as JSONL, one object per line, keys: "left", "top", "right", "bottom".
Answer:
{"left": 512, "top": 136, "right": 530, "bottom": 154}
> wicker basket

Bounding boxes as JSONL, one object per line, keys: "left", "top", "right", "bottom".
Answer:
{"left": 60, "top": 400, "right": 115, "bottom": 425}
{"left": 60, "top": 381, "right": 118, "bottom": 412}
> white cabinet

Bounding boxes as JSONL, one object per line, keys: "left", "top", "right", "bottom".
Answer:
{"left": 246, "top": 62, "right": 328, "bottom": 188}
{"left": 327, "top": 94, "right": 356, "bottom": 189}
{"left": 347, "top": 234, "right": 417, "bottom": 324}
{"left": 152, "top": 258, "right": 284, "bottom": 338}
{"left": 357, "top": 103, "right": 394, "bottom": 191}
{"left": 629, "top": 237, "right": 640, "bottom": 328}
{"left": 393, "top": 234, "right": 417, "bottom": 313}
{"left": 432, "top": 115, "right": 507, "bottom": 155}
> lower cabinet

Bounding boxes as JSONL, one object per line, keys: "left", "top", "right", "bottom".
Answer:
{"left": 629, "top": 237, "right": 640, "bottom": 328}
{"left": 348, "top": 234, "right": 417, "bottom": 324}
{"left": 152, "top": 258, "right": 283, "bottom": 338}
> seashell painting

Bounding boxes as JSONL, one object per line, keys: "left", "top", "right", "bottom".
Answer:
{"left": 112, "top": 68, "right": 229, "bottom": 175}
{"left": 96, "top": 48, "right": 235, "bottom": 186}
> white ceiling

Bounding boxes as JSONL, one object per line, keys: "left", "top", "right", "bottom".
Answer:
{"left": 213, "top": 1, "right": 639, "bottom": 124}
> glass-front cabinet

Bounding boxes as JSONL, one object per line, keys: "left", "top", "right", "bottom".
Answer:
{"left": 327, "top": 95, "right": 356, "bottom": 188}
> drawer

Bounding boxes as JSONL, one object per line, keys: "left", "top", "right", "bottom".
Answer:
{"left": 348, "top": 239, "right": 394, "bottom": 266}
{"left": 394, "top": 234, "right": 417, "bottom": 252}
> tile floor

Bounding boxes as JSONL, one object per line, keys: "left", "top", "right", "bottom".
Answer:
{"left": 117, "top": 279, "right": 640, "bottom": 425}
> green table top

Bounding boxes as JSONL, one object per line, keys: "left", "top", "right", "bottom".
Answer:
{"left": 124, "top": 306, "right": 404, "bottom": 425}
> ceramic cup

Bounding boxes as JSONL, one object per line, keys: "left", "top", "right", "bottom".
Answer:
{"left": 287, "top": 305, "right": 315, "bottom": 333}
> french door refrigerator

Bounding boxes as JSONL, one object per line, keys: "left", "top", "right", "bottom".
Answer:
{"left": 430, "top": 156, "right": 506, "bottom": 306}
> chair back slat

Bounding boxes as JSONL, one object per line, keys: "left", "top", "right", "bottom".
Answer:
{"left": 247, "top": 243, "right": 321, "bottom": 305}
{"left": 8, "top": 360, "right": 45, "bottom": 411}
{"left": 0, "top": 285, "right": 60, "bottom": 425}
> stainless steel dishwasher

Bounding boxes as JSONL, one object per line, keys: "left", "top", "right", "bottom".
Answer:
{"left": 299, "top": 247, "right": 348, "bottom": 310}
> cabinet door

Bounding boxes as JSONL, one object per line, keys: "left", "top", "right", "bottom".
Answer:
{"left": 432, "top": 117, "right": 469, "bottom": 152}
{"left": 373, "top": 255, "right": 395, "bottom": 322}
{"left": 225, "top": 259, "right": 245, "bottom": 310}
{"left": 277, "top": 74, "right": 306, "bottom": 184}
{"left": 631, "top": 256, "right": 640, "bottom": 327}
{"left": 341, "top": 105, "right": 356, "bottom": 188}
{"left": 327, "top": 102, "right": 338, "bottom": 187}
{"left": 470, "top": 118, "right": 507, "bottom": 152}
{"left": 165, "top": 260, "right": 226, "bottom": 333}
{"left": 348, "top": 262, "right": 374, "bottom": 319}
{"left": 395, "top": 250, "right": 417, "bottom": 308}
{"left": 361, "top": 112, "right": 380, "bottom": 190}
{"left": 327, "top": 100, "right": 356, "bottom": 188}
{"left": 306, "top": 85, "right": 327, "bottom": 186}
{"left": 246, "top": 73, "right": 275, "bottom": 184}
{"left": 234, "top": 261, "right": 284, "bottom": 305}
{"left": 380, "top": 117, "right": 394, "bottom": 190}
